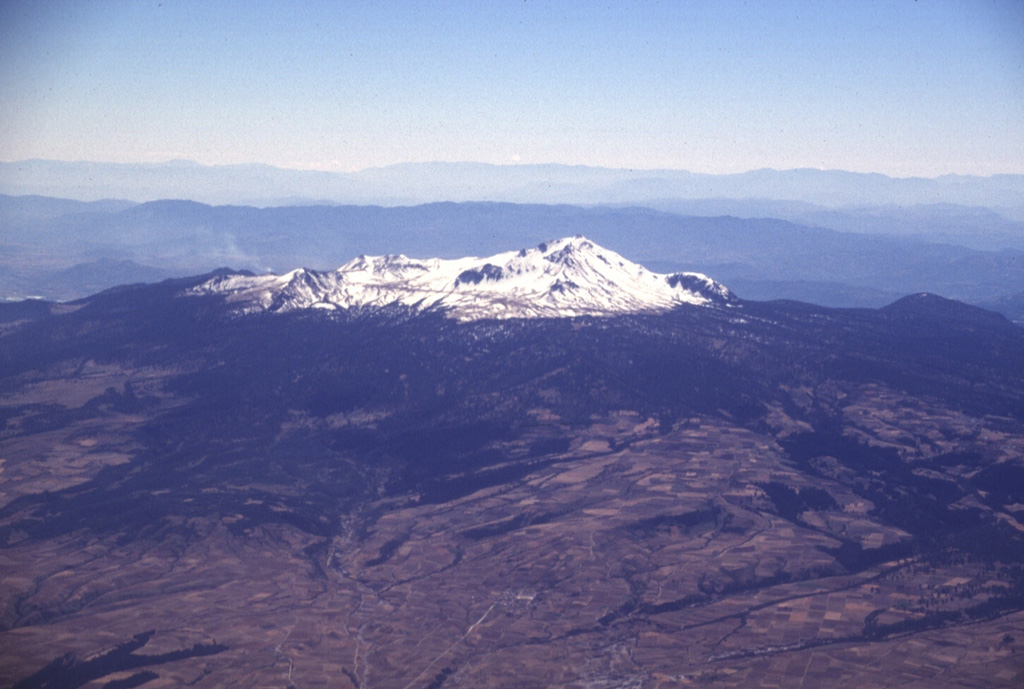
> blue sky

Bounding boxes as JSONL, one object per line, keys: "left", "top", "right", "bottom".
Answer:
{"left": 1, "top": 0, "right": 1021, "bottom": 175}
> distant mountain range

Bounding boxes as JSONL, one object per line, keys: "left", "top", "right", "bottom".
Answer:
{"left": 3, "top": 159, "right": 1024, "bottom": 211}
{"left": 2, "top": 161, "right": 1021, "bottom": 319}
{"left": 2, "top": 195, "right": 1021, "bottom": 320}
{"left": 644, "top": 199, "right": 1024, "bottom": 251}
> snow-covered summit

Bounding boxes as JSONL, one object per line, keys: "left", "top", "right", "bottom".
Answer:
{"left": 191, "top": 236, "right": 735, "bottom": 320}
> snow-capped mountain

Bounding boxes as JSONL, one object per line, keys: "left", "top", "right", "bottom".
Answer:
{"left": 191, "top": 236, "right": 735, "bottom": 320}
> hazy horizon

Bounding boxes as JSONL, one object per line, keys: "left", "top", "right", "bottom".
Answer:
{"left": 2, "top": 1, "right": 1022, "bottom": 177}
{"left": 5, "top": 157, "right": 1024, "bottom": 181}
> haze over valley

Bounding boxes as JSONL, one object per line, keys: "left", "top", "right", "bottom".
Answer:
{"left": 2, "top": 171, "right": 1022, "bottom": 318}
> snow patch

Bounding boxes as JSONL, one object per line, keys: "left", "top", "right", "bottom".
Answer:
{"left": 190, "top": 236, "right": 735, "bottom": 321}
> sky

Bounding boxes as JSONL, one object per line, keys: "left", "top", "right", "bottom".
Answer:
{"left": 0, "top": 0, "right": 1022, "bottom": 177}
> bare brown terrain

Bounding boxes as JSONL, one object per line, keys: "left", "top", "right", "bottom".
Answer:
{"left": 1, "top": 284, "right": 1023, "bottom": 688}
{"left": 3, "top": 374, "right": 1022, "bottom": 687}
